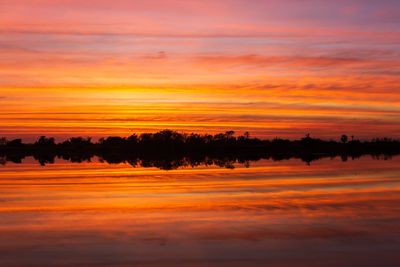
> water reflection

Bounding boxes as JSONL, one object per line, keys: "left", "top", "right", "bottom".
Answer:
{"left": 0, "top": 156, "right": 400, "bottom": 266}
{"left": 0, "top": 152, "right": 397, "bottom": 169}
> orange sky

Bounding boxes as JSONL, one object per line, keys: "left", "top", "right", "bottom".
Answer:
{"left": 1, "top": 0, "right": 400, "bottom": 141}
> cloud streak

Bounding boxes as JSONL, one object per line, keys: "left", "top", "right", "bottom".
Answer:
{"left": 0, "top": 1, "right": 400, "bottom": 139}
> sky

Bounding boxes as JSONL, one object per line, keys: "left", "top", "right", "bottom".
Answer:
{"left": 1, "top": 0, "right": 400, "bottom": 141}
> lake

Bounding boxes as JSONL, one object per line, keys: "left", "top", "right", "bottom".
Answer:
{"left": 1, "top": 156, "right": 400, "bottom": 266}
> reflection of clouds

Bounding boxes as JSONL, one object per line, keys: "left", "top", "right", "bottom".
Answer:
{"left": 0, "top": 157, "right": 400, "bottom": 265}
{"left": 191, "top": 226, "right": 370, "bottom": 241}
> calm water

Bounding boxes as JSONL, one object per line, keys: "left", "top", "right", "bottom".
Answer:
{"left": 1, "top": 156, "right": 400, "bottom": 266}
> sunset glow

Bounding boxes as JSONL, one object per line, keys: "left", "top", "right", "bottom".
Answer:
{"left": 1, "top": 156, "right": 400, "bottom": 266}
{"left": 1, "top": 0, "right": 400, "bottom": 140}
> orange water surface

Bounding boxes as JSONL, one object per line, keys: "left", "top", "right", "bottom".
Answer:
{"left": 1, "top": 156, "right": 400, "bottom": 266}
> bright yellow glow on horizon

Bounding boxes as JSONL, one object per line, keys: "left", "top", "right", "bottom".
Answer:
{"left": 1, "top": 1, "right": 400, "bottom": 141}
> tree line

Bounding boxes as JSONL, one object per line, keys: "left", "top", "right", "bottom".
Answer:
{"left": 0, "top": 130, "right": 399, "bottom": 168}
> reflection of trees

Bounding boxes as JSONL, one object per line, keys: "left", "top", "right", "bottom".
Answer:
{"left": 0, "top": 130, "right": 399, "bottom": 169}
{"left": 0, "top": 152, "right": 396, "bottom": 170}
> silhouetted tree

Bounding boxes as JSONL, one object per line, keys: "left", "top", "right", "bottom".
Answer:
{"left": 226, "top": 131, "right": 235, "bottom": 137}
{"left": 101, "top": 136, "right": 125, "bottom": 146}
{"left": 301, "top": 133, "right": 313, "bottom": 143}
{"left": 64, "top": 137, "right": 92, "bottom": 146}
{"left": 0, "top": 137, "right": 7, "bottom": 146}
{"left": 1, "top": 129, "right": 400, "bottom": 168}
{"left": 127, "top": 134, "right": 138, "bottom": 144}
{"left": 35, "top": 136, "right": 55, "bottom": 146}
{"left": 7, "top": 139, "right": 22, "bottom": 146}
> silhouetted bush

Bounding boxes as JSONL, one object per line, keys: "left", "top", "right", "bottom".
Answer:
{"left": 0, "top": 130, "right": 399, "bottom": 168}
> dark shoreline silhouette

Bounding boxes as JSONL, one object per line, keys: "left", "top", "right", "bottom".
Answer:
{"left": 1, "top": 130, "right": 399, "bottom": 169}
